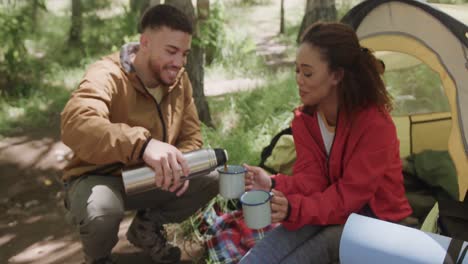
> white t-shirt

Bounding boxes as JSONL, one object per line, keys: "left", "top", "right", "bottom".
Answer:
{"left": 317, "top": 111, "right": 336, "bottom": 156}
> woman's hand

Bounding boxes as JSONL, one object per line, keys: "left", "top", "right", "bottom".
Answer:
{"left": 271, "top": 189, "right": 289, "bottom": 223}
{"left": 243, "top": 163, "right": 272, "bottom": 191}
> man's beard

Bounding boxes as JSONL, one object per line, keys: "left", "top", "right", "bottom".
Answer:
{"left": 148, "top": 60, "right": 177, "bottom": 86}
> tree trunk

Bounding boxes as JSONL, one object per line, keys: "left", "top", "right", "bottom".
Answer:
{"left": 130, "top": 0, "right": 148, "bottom": 14}
{"left": 166, "top": 0, "right": 213, "bottom": 127}
{"left": 32, "top": 0, "right": 39, "bottom": 30}
{"left": 297, "top": 0, "right": 336, "bottom": 42}
{"left": 198, "top": 0, "right": 215, "bottom": 65}
{"left": 130, "top": 0, "right": 161, "bottom": 15}
{"left": 31, "top": 0, "right": 46, "bottom": 32}
{"left": 69, "top": 0, "right": 83, "bottom": 48}
{"left": 280, "top": 0, "right": 285, "bottom": 34}
{"left": 197, "top": 0, "right": 209, "bottom": 20}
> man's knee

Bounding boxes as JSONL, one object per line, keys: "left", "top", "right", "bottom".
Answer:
{"left": 68, "top": 180, "right": 125, "bottom": 226}
{"left": 87, "top": 186, "right": 125, "bottom": 218}
{"left": 78, "top": 195, "right": 124, "bottom": 235}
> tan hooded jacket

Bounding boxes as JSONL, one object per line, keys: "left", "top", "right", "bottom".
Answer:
{"left": 60, "top": 43, "right": 203, "bottom": 181}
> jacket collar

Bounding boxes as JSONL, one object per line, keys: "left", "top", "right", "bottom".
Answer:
{"left": 119, "top": 42, "right": 185, "bottom": 95}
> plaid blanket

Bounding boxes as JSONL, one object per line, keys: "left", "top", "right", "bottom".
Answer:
{"left": 202, "top": 208, "right": 279, "bottom": 264}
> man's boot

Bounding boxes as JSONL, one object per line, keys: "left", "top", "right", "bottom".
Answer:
{"left": 126, "top": 212, "right": 181, "bottom": 263}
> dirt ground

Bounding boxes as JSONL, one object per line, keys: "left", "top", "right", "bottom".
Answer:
{"left": 0, "top": 116, "right": 207, "bottom": 264}
{"left": 0, "top": 0, "right": 301, "bottom": 263}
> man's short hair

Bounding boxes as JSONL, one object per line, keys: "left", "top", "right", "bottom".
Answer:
{"left": 139, "top": 4, "right": 193, "bottom": 34}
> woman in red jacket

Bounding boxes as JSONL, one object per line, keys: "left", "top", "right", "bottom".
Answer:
{"left": 239, "top": 22, "right": 412, "bottom": 263}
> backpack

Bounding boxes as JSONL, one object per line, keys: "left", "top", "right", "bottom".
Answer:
{"left": 438, "top": 191, "right": 468, "bottom": 242}
{"left": 258, "top": 127, "right": 294, "bottom": 175}
{"left": 438, "top": 191, "right": 468, "bottom": 264}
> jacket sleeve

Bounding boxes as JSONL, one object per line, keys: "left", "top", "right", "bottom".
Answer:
{"left": 273, "top": 118, "right": 328, "bottom": 196}
{"left": 175, "top": 73, "right": 203, "bottom": 153}
{"left": 282, "top": 120, "right": 397, "bottom": 230}
{"left": 61, "top": 62, "right": 151, "bottom": 165}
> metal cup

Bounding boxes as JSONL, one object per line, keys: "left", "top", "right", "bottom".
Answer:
{"left": 217, "top": 165, "right": 246, "bottom": 199}
{"left": 240, "top": 190, "right": 273, "bottom": 229}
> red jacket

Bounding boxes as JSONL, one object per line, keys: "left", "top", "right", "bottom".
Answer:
{"left": 273, "top": 106, "right": 412, "bottom": 230}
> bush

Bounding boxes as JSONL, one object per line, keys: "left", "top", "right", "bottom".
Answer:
{"left": 0, "top": 4, "right": 44, "bottom": 97}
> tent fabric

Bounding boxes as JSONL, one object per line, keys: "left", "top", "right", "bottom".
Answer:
{"left": 347, "top": 4, "right": 468, "bottom": 156}
{"left": 340, "top": 0, "right": 468, "bottom": 200}
{"left": 393, "top": 112, "right": 451, "bottom": 159}
{"left": 373, "top": 51, "right": 422, "bottom": 71}
{"left": 341, "top": 0, "right": 468, "bottom": 46}
{"left": 410, "top": 112, "right": 451, "bottom": 155}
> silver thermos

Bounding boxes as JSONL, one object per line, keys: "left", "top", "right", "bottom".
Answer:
{"left": 122, "top": 148, "right": 228, "bottom": 195}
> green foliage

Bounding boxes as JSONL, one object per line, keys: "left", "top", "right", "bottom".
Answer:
{"left": 42, "top": 8, "right": 138, "bottom": 67}
{"left": 0, "top": 3, "right": 45, "bottom": 97}
{"left": 277, "top": 11, "right": 302, "bottom": 55}
{"left": 385, "top": 64, "right": 450, "bottom": 116}
{"left": 195, "top": 1, "right": 263, "bottom": 76}
{"left": 0, "top": 85, "right": 70, "bottom": 136}
{"left": 204, "top": 20, "right": 262, "bottom": 78}
{"left": 81, "top": 0, "right": 113, "bottom": 12}
{"left": 195, "top": 0, "right": 226, "bottom": 65}
{"left": 337, "top": 1, "right": 353, "bottom": 20}
{"left": 202, "top": 72, "right": 298, "bottom": 165}
{"left": 81, "top": 9, "right": 139, "bottom": 56}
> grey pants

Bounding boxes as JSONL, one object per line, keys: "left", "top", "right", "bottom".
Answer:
{"left": 239, "top": 224, "right": 343, "bottom": 264}
{"left": 64, "top": 171, "right": 219, "bottom": 260}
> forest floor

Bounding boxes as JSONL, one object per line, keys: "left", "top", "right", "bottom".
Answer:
{"left": 0, "top": 0, "right": 301, "bottom": 263}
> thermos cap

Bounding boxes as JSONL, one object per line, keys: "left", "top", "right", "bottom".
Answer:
{"left": 214, "top": 148, "right": 228, "bottom": 166}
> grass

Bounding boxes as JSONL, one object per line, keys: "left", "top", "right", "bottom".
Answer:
{"left": 0, "top": 50, "right": 100, "bottom": 137}
{"left": 0, "top": 86, "right": 70, "bottom": 136}
{"left": 202, "top": 71, "right": 298, "bottom": 166}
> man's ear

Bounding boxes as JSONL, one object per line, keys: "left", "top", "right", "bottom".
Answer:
{"left": 140, "top": 33, "right": 148, "bottom": 50}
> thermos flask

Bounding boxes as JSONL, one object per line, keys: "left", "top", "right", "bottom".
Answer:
{"left": 122, "top": 148, "right": 228, "bottom": 195}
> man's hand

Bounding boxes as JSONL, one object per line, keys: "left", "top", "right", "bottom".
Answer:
{"left": 243, "top": 164, "right": 272, "bottom": 191}
{"left": 142, "top": 139, "right": 190, "bottom": 196}
{"left": 271, "top": 189, "right": 289, "bottom": 223}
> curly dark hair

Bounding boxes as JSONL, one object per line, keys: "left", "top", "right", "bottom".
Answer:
{"left": 139, "top": 4, "right": 193, "bottom": 34}
{"left": 300, "top": 22, "right": 392, "bottom": 113}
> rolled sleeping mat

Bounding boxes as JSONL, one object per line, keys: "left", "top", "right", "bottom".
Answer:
{"left": 340, "top": 213, "right": 468, "bottom": 264}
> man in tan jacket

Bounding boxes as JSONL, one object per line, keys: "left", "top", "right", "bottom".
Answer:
{"left": 61, "top": 5, "right": 218, "bottom": 264}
